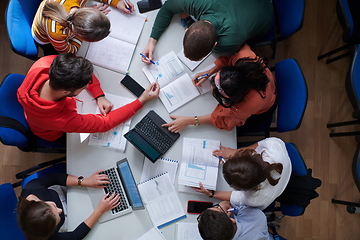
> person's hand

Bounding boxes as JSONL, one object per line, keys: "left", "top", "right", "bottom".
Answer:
{"left": 212, "top": 146, "right": 237, "bottom": 160}
{"left": 162, "top": 115, "right": 193, "bottom": 133}
{"left": 116, "top": 0, "right": 134, "bottom": 14}
{"left": 91, "top": 3, "right": 111, "bottom": 15}
{"left": 138, "top": 82, "right": 160, "bottom": 105}
{"left": 192, "top": 71, "right": 211, "bottom": 87}
{"left": 141, "top": 38, "right": 157, "bottom": 64}
{"left": 96, "top": 193, "right": 121, "bottom": 214}
{"left": 96, "top": 96, "right": 113, "bottom": 116}
{"left": 191, "top": 182, "right": 213, "bottom": 197}
{"left": 82, "top": 170, "right": 110, "bottom": 188}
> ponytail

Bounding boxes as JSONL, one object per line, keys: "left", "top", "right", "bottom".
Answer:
{"left": 42, "top": 0, "right": 70, "bottom": 27}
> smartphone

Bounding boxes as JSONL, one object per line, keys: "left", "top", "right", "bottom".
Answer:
{"left": 187, "top": 200, "right": 213, "bottom": 214}
{"left": 120, "top": 75, "right": 145, "bottom": 98}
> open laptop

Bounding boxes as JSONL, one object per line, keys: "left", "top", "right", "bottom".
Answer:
{"left": 124, "top": 110, "right": 180, "bottom": 163}
{"left": 87, "top": 158, "right": 144, "bottom": 223}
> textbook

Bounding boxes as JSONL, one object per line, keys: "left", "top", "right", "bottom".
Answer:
{"left": 85, "top": 7, "right": 146, "bottom": 73}
{"left": 177, "top": 49, "right": 211, "bottom": 71}
{"left": 141, "top": 157, "right": 179, "bottom": 184}
{"left": 137, "top": 172, "right": 186, "bottom": 228}
{"left": 87, "top": 93, "right": 134, "bottom": 151}
{"left": 142, "top": 51, "right": 211, "bottom": 112}
{"left": 178, "top": 138, "right": 221, "bottom": 190}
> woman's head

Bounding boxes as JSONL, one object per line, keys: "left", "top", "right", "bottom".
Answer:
{"left": 43, "top": 1, "right": 110, "bottom": 42}
{"left": 222, "top": 149, "right": 283, "bottom": 191}
{"left": 211, "top": 57, "right": 269, "bottom": 108}
{"left": 17, "top": 197, "right": 62, "bottom": 240}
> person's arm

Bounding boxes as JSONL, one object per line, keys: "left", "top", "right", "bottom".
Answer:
{"left": 48, "top": 30, "right": 82, "bottom": 54}
{"left": 100, "top": 0, "right": 134, "bottom": 13}
{"left": 191, "top": 65, "right": 220, "bottom": 87}
{"left": 191, "top": 182, "right": 231, "bottom": 201}
{"left": 162, "top": 114, "right": 212, "bottom": 133}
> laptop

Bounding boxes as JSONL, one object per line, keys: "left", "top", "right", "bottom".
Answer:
{"left": 124, "top": 110, "right": 180, "bottom": 163}
{"left": 87, "top": 158, "right": 144, "bottom": 223}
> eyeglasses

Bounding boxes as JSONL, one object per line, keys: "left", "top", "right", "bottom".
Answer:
{"left": 197, "top": 203, "right": 227, "bottom": 223}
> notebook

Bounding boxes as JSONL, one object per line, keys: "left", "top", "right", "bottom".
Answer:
{"left": 87, "top": 158, "right": 144, "bottom": 223}
{"left": 124, "top": 110, "right": 180, "bottom": 163}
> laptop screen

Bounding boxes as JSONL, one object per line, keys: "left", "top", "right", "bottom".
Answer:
{"left": 125, "top": 130, "right": 162, "bottom": 161}
{"left": 117, "top": 159, "right": 144, "bottom": 210}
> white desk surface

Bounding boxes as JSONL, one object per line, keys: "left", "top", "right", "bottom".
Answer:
{"left": 67, "top": 6, "right": 236, "bottom": 240}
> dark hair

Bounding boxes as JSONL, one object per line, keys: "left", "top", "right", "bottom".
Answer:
{"left": 43, "top": 0, "right": 110, "bottom": 42}
{"left": 17, "top": 197, "right": 57, "bottom": 240}
{"left": 223, "top": 149, "right": 283, "bottom": 191}
{"left": 211, "top": 57, "right": 270, "bottom": 108}
{"left": 183, "top": 21, "right": 216, "bottom": 61}
{"left": 198, "top": 209, "right": 234, "bottom": 240}
{"left": 49, "top": 53, "right": 93, "bottom": 92}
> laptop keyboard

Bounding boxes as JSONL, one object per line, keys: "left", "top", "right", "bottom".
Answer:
{"left": 101, "top": 168, "right": 129, "bottom": 214}
{"left": 135, "top": 115, "right": 173, "bottom": 153}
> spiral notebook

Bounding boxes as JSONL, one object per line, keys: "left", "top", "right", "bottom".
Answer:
{"left": 140, "top": 157, "right": 179, "bottom": 184}
{"left": 137, "top": 172, "right": 186, "bottom": 228}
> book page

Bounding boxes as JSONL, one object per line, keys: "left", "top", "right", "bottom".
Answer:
{"left": 141, "top": 157, "right": 179, "bottom": 184}
{"left": 106, "top": 8, "right": 147, "bottom": 45}
{"left": 137, "top": 173, "right": 186, "bottom": 228}
{"left": 137, "top": 227, "right": 166, "bottom": 240}
{"left": 193, "top": 63, "right": 216, "bottom": 95}
{"left": 87, "top": 93, "right": 134, "bottom": 151}
{"left": 86, "top": 37, "right": 135, "bottom": 73}
{"left": 176, "top": 223, "right": 202, "bottom": 240}
{"left": 142, "top": 51, "right": 185, "bottom": 87}
{"left": 159, "top": 73, "right": 200, "bottom": 113}
{"left": 177, "top": 49, "right": 211, "bottom": 71}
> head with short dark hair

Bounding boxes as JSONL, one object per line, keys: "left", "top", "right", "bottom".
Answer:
{"left": 198, "top": 209, "right": 235, "bottom": 240}
{"left": 49, "top": 53, "right": 93, "bottom": 93}
{"left": 17, "top": 197, "right": 57, "bottom": 240}
{"left": 223, "top": 149, "right": 283, "bottom": 191}
{"left": 183, "top": 21, "right": 217, "bottom": 61}
{"left": 211, "top": 57, "right": 270, "bottom": 108}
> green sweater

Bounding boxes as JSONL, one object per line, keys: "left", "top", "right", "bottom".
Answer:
{"left": 150, "top": 0, "right": 274, "bottom": 56}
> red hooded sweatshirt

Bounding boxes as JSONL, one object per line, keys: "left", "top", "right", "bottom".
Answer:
{"left": 17, "top": 55, "right": 142, "bottom": 141}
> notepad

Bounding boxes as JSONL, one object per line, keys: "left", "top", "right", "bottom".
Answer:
{"left": 178, "top": 138, "right": 221, "bottom": 190}
{"left": 141, "top": 157, "right": 179, "bottom": 184}
{"left": 176, "top": 222, "right": 202, "bottom": 240}
{"left": 142, "top": 51, "right": 211, "bottom": 113}
{"left": 85, "top": 7, "right": 146, "bottom": 73}
{"left": 137, "top": 172, "right": 186, "bottom": 228}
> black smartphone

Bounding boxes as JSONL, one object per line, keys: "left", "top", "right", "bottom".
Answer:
{"left": 187, "top": 200, "right": 213, "bottom": 214}
{"left": 120, "top": 75, "right": 145, "bottom": 98}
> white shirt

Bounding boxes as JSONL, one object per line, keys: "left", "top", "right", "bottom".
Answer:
{"left": 230, "top": 137, "right": 292, "bottom": 210}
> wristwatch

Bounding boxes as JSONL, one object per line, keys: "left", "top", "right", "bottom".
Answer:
{"left": 209, "top": 190, "right": 215, "bottom": 198}
{"left": 78, "top": 176, "right": 84, "bottom": 187}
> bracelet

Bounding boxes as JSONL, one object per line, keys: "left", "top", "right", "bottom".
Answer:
{"left": 194, "top": 116, "right": 199, "bottom": 126}
{"left": 209, "top": 190, "right": 215, "bottom": 198}
{"left": 95, "top": 94, "right": 105, "bottom": 100}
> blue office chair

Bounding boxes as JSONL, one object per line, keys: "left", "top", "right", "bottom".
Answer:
{"left": 249, "top": 0, "right": 306, "bottom": 59}
{"left": 5, "top": 0, "right": 43, "bottom": 60}
{"left": 237, "top": 58, "right": 308, "bottom": 146}
{"left": 0, "top": 157, "right": 65, "bottom": 240}
{"left": 318, "top": 0, "right": 360, "bottom": 64}
{"left": 327, "top": 45, "right": 360, "bottom": 137}
{"left": 0, "top": 73, "right": 66, "bottom": 153}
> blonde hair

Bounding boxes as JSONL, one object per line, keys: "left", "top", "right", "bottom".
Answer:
{"left": 42, "top": 0, "right": 110, "bottom": 42}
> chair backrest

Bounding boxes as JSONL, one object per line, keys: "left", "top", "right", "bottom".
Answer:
{"left": 273, "top": 0, "right": 305, "bottom": 40}
{"left": 0, "top": 74, "right": 30, "bottom": 148}
{"left": 353, "top": 143, "right": 360, "bottom": 192}
{"left": 5, "top": 0, "right": 42, "bottom": 60}
{"left": 0, "top": 183, "right": 26, "bottom": 240}
{"left": 274, "top": 58, "right": 308, "bottom": 133}
{"left": 345, "top": 44, "right": 360, "bottom": 119}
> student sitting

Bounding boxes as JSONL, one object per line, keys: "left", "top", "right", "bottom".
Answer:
{"left": 17, "top": 171, "right": 119, "bottom": 240}
{"left": 32, "top": 0, "right": 134, "bottom": 55}
{"left": 193, "top": 137, "right": 291, "bottom": 210}
{"left": 162, "top": 44, "right": 276, "bottom": 133}
{"left": 197, "top": 201, "right": 273, "bottom": 240}
{"left": 17, "top": 53, "right": 159, "bottom": 142}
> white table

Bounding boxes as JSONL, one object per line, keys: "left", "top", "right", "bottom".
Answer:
{"left": 67, "top": 6, "right": 236, "bottom": 240}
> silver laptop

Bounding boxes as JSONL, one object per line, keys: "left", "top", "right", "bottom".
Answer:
{"left": 87, "top": 158, "right": 144, "bottom": 223}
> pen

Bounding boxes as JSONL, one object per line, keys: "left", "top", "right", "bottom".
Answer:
{"left": 140, "top": 53, "right": 156, "bottom": 65}
{"left": 123, "top": 0, "right": 132, "bottom": 13}
{"left": 227, "top": 208, "right": 237, "bottom": 212}
{"left": 196, "top": 74, "right": 209, "bottom": 80}
{"left": 219, "top": 157, "right": 226, "bottom": 164}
